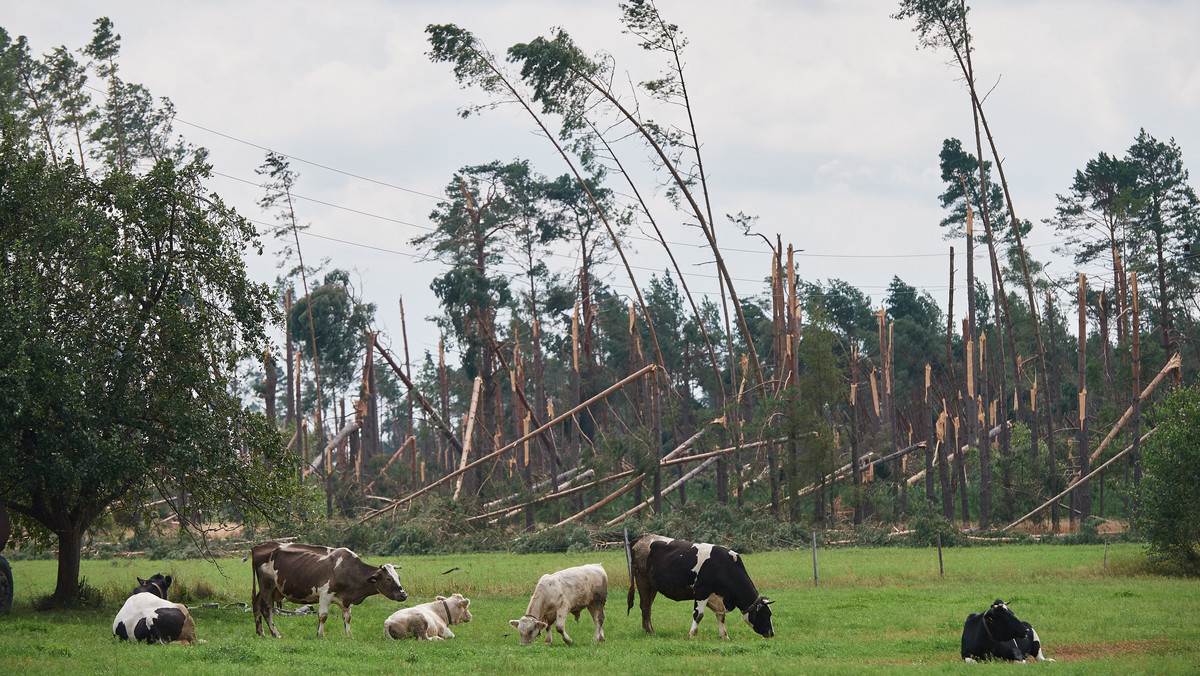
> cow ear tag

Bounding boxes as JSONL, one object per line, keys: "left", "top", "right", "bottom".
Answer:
{"left": 368, "top": 575, "right": 379, "bottom": 583}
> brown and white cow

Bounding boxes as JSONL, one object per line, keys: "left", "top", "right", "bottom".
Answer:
{"left": 383, "top": 593, "right": 473, "bottom": 641}
{"left": 508, "top": 563, "right": 607, "bottom": 646}
{"left": 627, "top": 534, "right": 774, "bottom": 639}
{"left": 251, "top": 541, "right": 407, "bottom": 638}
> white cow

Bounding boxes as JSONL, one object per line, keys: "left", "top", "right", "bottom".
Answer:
{"left": 383, "top": 593, "right": 472, "bottom": 641}
{"left": 509, "top": 563, "right": 607, "bottom": 646}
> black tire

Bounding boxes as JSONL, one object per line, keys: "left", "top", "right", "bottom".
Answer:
{"left": 0, "top": 555, "right": 11, "bottom": 615}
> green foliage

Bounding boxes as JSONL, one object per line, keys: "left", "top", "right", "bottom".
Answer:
{"left": 1137, "top": 384, "right": 1200, "bottom": 574}
{"left": 0, "top": 19, "right": 305, "bottom": 603}
{"left": 510, "top": 523, "right": 592, "bottom": 554}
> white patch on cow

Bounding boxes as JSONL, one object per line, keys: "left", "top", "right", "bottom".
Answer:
{"left": 729, "top": 549, "right": 739, "bottom": 561}
{"left": 259, "top": 560, "right": 278, "bottom": 586}
{"left": 964, "top": 657, "right": 977, "bottom": 664}
{"left": 1030, "top": 627, "right": 1054, "bottom": 661}
{"left": 691, "top": 543, "right": 715, "bottom": 576}
{"left": 382, "top": 563, "right": 402, "bottom": 588}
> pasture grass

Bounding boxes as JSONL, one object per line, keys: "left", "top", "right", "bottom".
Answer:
{"left": 1, "top": 543, "right": 1197, "bottom": 674}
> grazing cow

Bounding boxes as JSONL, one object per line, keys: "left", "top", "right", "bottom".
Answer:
{"left": 251, "top": 541, "right": 407, "bottom": 638}
{"left": 508, "top": 563, "right": 607, "bottom": 646}
{"left": 384, "top": 593, "right": 473, "bottom": 641}
{"left": 114, "top": 574, "right": 195, "bottom": 644}
{"left": 961, "top": 599, "right": 1054, "bottom": 663}
{"left": 627, "top": 534, "right": 774, "bottom": 639}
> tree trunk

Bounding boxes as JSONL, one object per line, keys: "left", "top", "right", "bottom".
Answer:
{"left": 944, "top": 247, "right": 957, "bottom": 522}
{"left": 1076, "top": 274, "right": 1092, "bottom": 523}
{"left": 1130, "top": 273, "right": 1143, "bottom": 517}
{"left": 53, "top": 525, "right": 84, "bottom": 606}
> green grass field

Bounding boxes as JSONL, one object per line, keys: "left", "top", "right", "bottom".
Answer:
{"left": 1, "top": 543, "right": 1197, "bottom": 674}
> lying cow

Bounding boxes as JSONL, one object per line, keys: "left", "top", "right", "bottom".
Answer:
{"left": 251, "top": 541, "right": 407, "bottom": 638}
{"left": 627, "top": 534, "right": 773, "bottom": 639}
{"left": 509, "top": 563, "right": 607, "bottom": 646}
{"left": 113, "top": 574, "right": 196, "bottom": 644}
{"left": 384, "top": 593, "right": 472, "bottom": 641}
{"left": 961, "top": 599, "right": 1054, "bottom": 663}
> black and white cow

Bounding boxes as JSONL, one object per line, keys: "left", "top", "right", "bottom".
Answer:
{"left": 961, "top": 599, "right": 1054, "bottom": 663}
{"left": 251, "top": 541, "right": 408, "bottom": 638}
{"left": 113, "top": 574, "right": 196, "bottom": 645}
{"left": 626, "top": 534, "right": 774, "bottom": 639}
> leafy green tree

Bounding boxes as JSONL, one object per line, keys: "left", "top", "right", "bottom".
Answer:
{"left": 1125, "top": 130, "right": 1200, "bottom": 356}
{"left": 937, "top": 137, "right": 1007, "bottom": 242}
{"left": 1137, "top": 384, "right": 1200, "bottom": 573}
{"left": 288, "top": 269, "right": 375, "bottom": 408}
{"left": 0, "top": 134, "right": 298, "bottom": 606}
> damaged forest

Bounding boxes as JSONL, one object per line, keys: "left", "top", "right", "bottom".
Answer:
{"left": 3, "top": 1, "right": 1200, "bottom": 608}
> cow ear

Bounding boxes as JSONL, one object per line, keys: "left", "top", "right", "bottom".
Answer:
{"left": 537, "top": 621, "right": 548, "bottom": 631}
{"left": 164, "top": 576, "right": 172, "bottom": 587}
{"left": 367, "top": 575, "right": 379, "bottom": 583}
{"left": 138, "top": 577, "right": 148, "bottom": 585}
{"left": 762, "top": 598, "right": 774, "bottom": 606}
{"left": 436, "top": 595, "right": 446, "bottom": 601}
{"left": 510, "top": 619, "right": 520, "bottom": 629}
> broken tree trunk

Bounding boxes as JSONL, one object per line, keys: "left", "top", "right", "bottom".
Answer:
{"left": 306, "top": 421, "right": 360, "bottom": 475}
{"left": 1089, "top": 353, "right": 1180, "bottom": 464}
{"left": 1004, "top": 429, "right": 1156, "bottom": 532}
{"left": 360, "top": 364, "right": 657, "bottom": 523}
{"left": 452, "top": 376, "right": 483, "bottom": 501}
{"left": 606, "top": 456, "right": 720, "bottom": 526}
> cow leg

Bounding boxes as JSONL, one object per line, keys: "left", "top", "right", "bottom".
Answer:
{"left": 637, "top": 579, "right": 658, "bottom": 634}
{"left": 316, "top": 595, "right": 332, "bottom": 638}
{"left": 341, "top": 605, "right": 353, "bottom": 638}
{"left": 707, "top": 596, "right": 729, "bottom": 640}
{"left": 689, "top": 599, "right": 706, "bottom": 638}
{"left": 264, "top": 592, "right": 283, "bottom": 639}
{"left": 554, "top": 612, "right": 573, "bottom": 646}
{"left": 589, "top": 602, "right": 605, "bottom": 643}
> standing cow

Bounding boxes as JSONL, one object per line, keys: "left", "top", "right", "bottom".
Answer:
{"left": 508, "top": 563, "right": 607, "bottom": 646}
{"left": 627, "top": 534, "right": 774, "bottom": 639}
{"left": 251, "top": 541, "right": 407, "bottom": 638}
{"left": 961, "top": 599, "right": 1054, "bottom": 663}
{"left": 113, "top": 573, "right": 196, "bottom": 645}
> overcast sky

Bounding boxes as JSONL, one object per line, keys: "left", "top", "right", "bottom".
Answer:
{"left": 7, "top": 1, "right": 1200, "bottom": 364}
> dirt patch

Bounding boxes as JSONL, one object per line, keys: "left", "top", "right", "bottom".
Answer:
{"left": 1049, "top": 638, "right": 1174, "bottom": 661}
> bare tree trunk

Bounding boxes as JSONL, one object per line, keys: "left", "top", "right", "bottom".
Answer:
{"left": 1076, "top": 274, "right": 1092, "bottom": 523}
{"left": 264, "top": 349, "right": 277, "bottom": 424}
{"left": 944, "top": 247, "right": 957, "bottom": 522}
{"left": 1130, "top": 273, "right": 1143, "bottom": 517}
{"left": 851, "top": 349, "right": 864, "bottom": 525}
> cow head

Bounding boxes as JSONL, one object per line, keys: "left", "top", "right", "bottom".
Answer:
{"left": 743, "top": 596, "right": 775, "bottom": 638}
{"left": 509, "top": 614, "right": 549, "bottom": 646}
{"left": 133, "top": 574, "right": 172, "bottom": 599}
{"left": 368, "top": 563, "right": 407, "bottom": 602}
{"left": 438, "top": 594, "right": 473, "bottom": 626}
{"left": 983, "top": 600, "right": 1026, "bottom": 641}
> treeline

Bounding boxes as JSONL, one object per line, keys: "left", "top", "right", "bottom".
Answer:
{"left": 260, "top": 2, "right": 1200, "bottom": 536}
{"left": 3, "top": 4, "right": 1199, "bottom": 557}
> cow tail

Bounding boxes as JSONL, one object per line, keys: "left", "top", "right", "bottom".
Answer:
{"left": 625, "top": 532, "right": 636, "bottom": 615}
{"left": 250, "top": 552, "right": 257, "bottom": 615}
